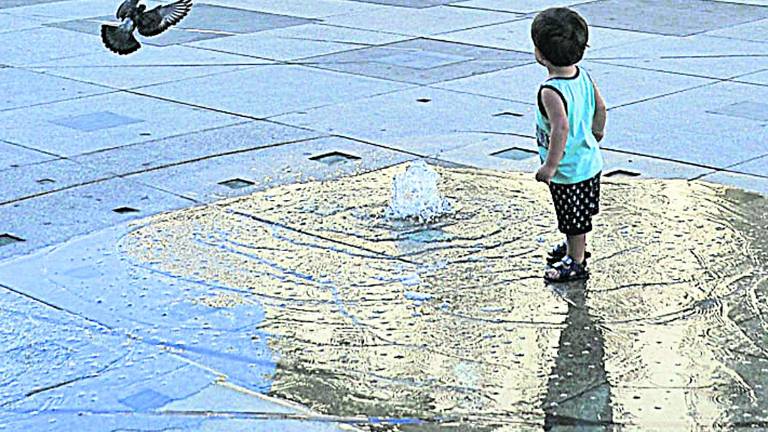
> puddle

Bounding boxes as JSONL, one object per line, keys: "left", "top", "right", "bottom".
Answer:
{"left": 119, "top": 164, "right": 768, "bottom": 430}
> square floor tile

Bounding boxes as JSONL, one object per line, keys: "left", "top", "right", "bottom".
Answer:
{"left": 452, "top": 0, "right": 594, "bottom": 13}
{"left": 696, "top": 171, "right": 768, "bottom": 196}
{"left": 707, "top": 101, "right": 768, "bottom": 122}
{"left": 373, "top": 51, "right": 471, "bottom": 69}
{"left": 0, "top": 27, "right": 104, "bottom": 66}
{"left": 29, "top": 45, "right": 261, "bottom": 89}
{"left": 193, "top": 0, "right": 390, "bottom": 18}
{"left": 0, "top": 0, "right": 60, "bottom": 9}
{"left": 593, "top": 35, "right": 768, "bottom": 79}
{"left": 188, "top": 23, "right": 406, "bottom": 62}
{"left": 0, "top": 140, "right": 55, "bottom": 170}
{"left": 127, "top": 136, "right": 413, "bottom": 202}
{"left": 138, "top": 65, "right": 410, "bottom": 118}
{"left": 0, "top": 158, "right": 110, "bottom": 204}
{"left": 322, "top": 5, "right": 514, "bottom": 36}
{"left": 724, "top": 153, "right": 768, "bottom": 178}
{"left": 601, "top": 81, "right": 768, "bottom": 169}
{"left": 435, "top": 61, "right": 715, "bottom": 107}
{"left": 438, "top": 18, "right": 660, "bottom": 54}
{"left": 275, "top": 87, "right": 533, "bottom": 153}
{"left": 47, "top": 4, "right": 313, "bottom": 47}
{"left": 180, "top": 3, "right": 313, "bottom": 33}
{"left": 72, "top": 121, "right": 318, "bottom": 176}
{"left": 305, "top": 38, "right": 532, "bottom": 84}
{"left": 572, "top": 0, "right": 768, "bottom": 36}
{"left": 0, "top": 92, "right": 241, "bottom": 156}
{"left": 0, "top": 68, "right": 108, "bottom": 111}
{"left": 351, "top": 0, "right": 456, "bottom": 7}
{"left": 50, "top": 111, "right": 144, "bottom": 132}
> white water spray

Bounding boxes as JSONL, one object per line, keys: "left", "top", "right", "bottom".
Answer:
{"left": 386, "top": 160, "right": 452, "bottom": 223}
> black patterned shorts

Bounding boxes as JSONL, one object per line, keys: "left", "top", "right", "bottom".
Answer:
{"left": 549, "top": 173, "right": 601, "bottom": 235}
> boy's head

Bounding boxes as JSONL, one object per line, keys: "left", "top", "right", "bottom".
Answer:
{"left": 531, "top": 7, "right": 589, "bottom": 67}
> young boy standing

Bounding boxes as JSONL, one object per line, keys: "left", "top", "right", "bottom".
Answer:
{"left": 531, "top": 7, "right": 607, "bottom": 282}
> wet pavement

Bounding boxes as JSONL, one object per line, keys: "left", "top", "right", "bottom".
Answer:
{"left": 2, "top": 0, "right": 768, "bottom": 430}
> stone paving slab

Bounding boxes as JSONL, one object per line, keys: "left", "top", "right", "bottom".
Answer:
{"left": 0, "top": 288, "right": 126, "bottom": 408}
{"left": 719, "top": 153, "right": 768, "bottom": 178}
{"left": 199, "top": 0, "right": 390, "bottom": 19}
{"left": 696, "top": 171, "right": 768, "bottom": 196}
{"left": 302, "top": 38, "right": 532, "bottom": 85}
{"left": 736, "top": 69, "right": 768, "bottom": 85}
{"left": 0, "top": 11, "right": 45, "bottom": 33}
{"left": 29, "top": 46, "right": 265, "bottom": 90}
{"left": 189, "top": 24, "right": 409, "bottom": 62}
{"left": 0, "top": 158, "right": 111, "bottom": 204}
{"left": 434, "top": 60, "right": 716, "bottom": 107}
{"left": 0, "top": 141, "right": 56, "bottom": 171}
{"left": 0, "top": 220, "right": 362, "bottom": 431}
{"left": 0, "top": 0, "right": 55, "bottom": 8}
{"left": 601, "top": 81, "right": 768, "bottom": 169}
{"left": 436, "top": 17, "right": 661, "bottom": 54}
{"left": 451, "top": 0, "right": 594, "bottom": 13}
{"left": 127, "top": 136, "right": 415, "bottom": 203}
{"left": 137, "top": 65, "right": 412, "bottom": 119}
{"left": 0, "top": 27, "right": 103, "bottom": 67}
{"left": 702, "top": 17, "right": 768, "bottom": 43}
{"left": 0, "top": 0, "right": 113, "bottom": 20}
{"left": 592, "top": 34, "right": 768, "bottom": 79}
{"left": 73, "top": 120, "right": 319, "bottom": 176}
{"left": 0, "top": 177, "right": 192, "bottom": 259}
{"left": 572, "top": 0, "right": 768, "bottom": 36}
{"left": 322, "top": 5, "right": 517, "bottom": 36}
{"left": 0, "top": 91, "right": 243, "bottom": 157}
{"left": 354, "top": 0, "right": 456, "bottom": 7}
{"left": 0, "top": 68, "right": 111, "bottom": 112}
{"left": 433, "top": 134, "right": 711, "bottom": 180}
{"left": 276, "top": 86, "right": 534, "bottom": 154}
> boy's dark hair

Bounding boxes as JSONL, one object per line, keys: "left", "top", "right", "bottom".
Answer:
{"left": 531, "top": 8, "right": 589, "bottom": 67}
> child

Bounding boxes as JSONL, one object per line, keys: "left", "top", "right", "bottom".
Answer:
{"left": 531, "top": 7, "right": 607, "bottom": 282}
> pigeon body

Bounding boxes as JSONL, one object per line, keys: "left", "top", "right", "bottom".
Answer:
{"left": 101, "top": 0, "right": 192, "bottom": 55}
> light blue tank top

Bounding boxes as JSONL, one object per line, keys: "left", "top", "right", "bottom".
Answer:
{"left": 535, "top": 67, "right": 603, "bottom": 184}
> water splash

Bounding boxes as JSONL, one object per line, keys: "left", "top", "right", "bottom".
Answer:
{"left": 386, "top": 160, "right": 452, "bottom": 223}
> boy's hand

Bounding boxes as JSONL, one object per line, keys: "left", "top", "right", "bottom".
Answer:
{"left": 592, "top": 129, "right": 604, "bottom": 142}
{"left": 535, "top": 164, "right": 557, "bottom": 184}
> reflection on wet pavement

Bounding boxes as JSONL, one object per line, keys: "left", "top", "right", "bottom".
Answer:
{"left": 120, "top": 164, "right": 767, "bottom": 430}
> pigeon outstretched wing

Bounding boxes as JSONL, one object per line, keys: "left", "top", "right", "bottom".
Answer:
{"left": 136, "top": 0, "right": 192, "bottom": 37}
{"left": 101, "top": 20, "right": 141, "bottom": 55}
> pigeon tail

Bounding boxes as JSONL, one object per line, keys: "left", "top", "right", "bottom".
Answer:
{"left": 101, "top": 23, "right": 141, "bottom": 55}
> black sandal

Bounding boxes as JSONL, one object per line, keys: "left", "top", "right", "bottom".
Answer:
{"left": 547, "top": 242, "right": 591, "bottom": 265}
{"left": 545, "top": 256, "right": 589, "bottom": 282}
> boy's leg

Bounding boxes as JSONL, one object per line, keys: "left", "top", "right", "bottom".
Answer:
{"left": 566, "top": 233, "right": 587, "bottom": 264}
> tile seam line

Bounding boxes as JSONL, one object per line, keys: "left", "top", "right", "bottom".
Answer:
{"left": 0, "top": 281, "right": 114, "bottom": 330}
{"left": 602, "top": 148, "right": 768, "bottom": 179}
{"left": 0, "top": 139, "right": 63, "bottom": 159}
{"left": 430, "top": 16, "right": 529, "bottom": 37}
{"left": 444, "top": 4, "right": 525, "bottom": 15}
{"left": 0, "top": 136, "right": 325, "bottom": 206}
{"left": 689, "top": 152, "right": 768, "bottom": 181}
{"left": 0, "top": 89, "right": 120, "bottom": 114}
{"left": 592, "top": 59, "right": 768, "bottom": 83}
{"left": 72, "top": 120, "right": 254, "bottom": 158}
{"left": 119, "top": 136, "right": 327, "bottom": 177}
{"left": 326, "top": 133, "right": 480, "bottom": 169}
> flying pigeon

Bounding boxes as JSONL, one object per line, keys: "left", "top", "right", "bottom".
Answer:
{"left": 101, "top": 0, "right": 193, "bottom": 55}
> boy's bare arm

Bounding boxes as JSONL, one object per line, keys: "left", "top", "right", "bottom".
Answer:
{"left": 592, "top": 82, "right": 606, "bottom": 142}
{"left": 536, "top": 88, "right": 568, "bottom": 183}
